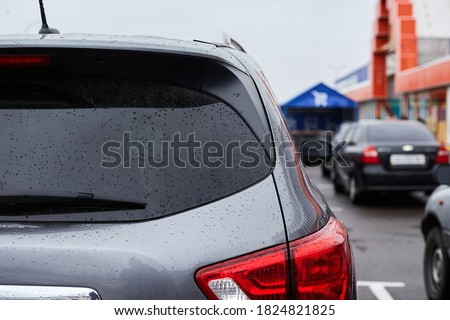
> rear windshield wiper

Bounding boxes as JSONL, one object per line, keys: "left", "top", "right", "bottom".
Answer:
{"left": 0, "top": 190, "right": 146, "bottom": 215}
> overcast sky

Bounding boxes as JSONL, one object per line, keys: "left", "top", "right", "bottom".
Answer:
{"left": 1, "top": 0, "right": 378, "bottom": 103}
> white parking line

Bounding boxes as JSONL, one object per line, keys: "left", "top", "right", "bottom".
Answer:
{"left": 357, "top": 281, "right": 405, "bottom": 300}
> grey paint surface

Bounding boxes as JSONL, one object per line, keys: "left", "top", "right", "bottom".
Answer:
{"left": 425, "top": 185, "right": 450, "bottom": 253}
{"left": 229, "top": 49, "right": 330, "bottom": 240}
{"left": 0, "top": 176, "right": 286, "bottom": 299}
{"left": 426, "top": 186, "right": 450, "bottom": 232}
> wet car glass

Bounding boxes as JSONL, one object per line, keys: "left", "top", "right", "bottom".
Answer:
{"left": 367, "top": 123, "right": 436, "bottom": 143}
{"left": 0, "top": 75, "right": 271, "bottom": 221}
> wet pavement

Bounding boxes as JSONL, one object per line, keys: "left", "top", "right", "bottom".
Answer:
{"left": 306, "top": 167, "right": 428, "bottom": 300}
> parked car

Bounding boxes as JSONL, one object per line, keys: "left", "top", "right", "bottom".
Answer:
{"left": 321, "top": 121, "right": 353, "bottom": 178}
{"left": 0, "top": 34, "right": 355, "bottom": 300}
{"left": 331, "top": 119, "right": 449, "bottom": 204}
{"left": 421, "top": 165, "right": 450, "bottom": 299}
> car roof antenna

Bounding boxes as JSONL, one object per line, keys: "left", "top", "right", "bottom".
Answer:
{"left": 38, "top": 0, "right": 60, "bottom": 34}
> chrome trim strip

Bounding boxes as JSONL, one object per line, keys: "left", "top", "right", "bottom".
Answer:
{"left": 0, "top": 285, "right": 100, "bottom": 300}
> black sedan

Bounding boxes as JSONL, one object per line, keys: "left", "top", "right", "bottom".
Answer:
{"left": 331, "top": 120, "right": 449, "bottom": 204}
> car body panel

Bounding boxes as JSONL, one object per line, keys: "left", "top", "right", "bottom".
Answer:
{"left": 362, "top": 165, "right": 437, "bottom": 191}
{"left": 425, "top": 186, "right": 450, "bottom": 251}
{"left": 228, "top": 49, "right": 331, "bottom": 240}
{"left": 0, "top": 176, "right": 286, "bottom": 299}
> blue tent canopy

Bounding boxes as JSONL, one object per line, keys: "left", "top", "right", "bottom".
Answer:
{"left": 281, "top": 83, "right": 357, "bottom": 132}
{"left": 281, "top": 83, "right": 357, "bottom": 111}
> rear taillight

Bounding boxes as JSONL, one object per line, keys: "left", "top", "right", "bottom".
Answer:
{"left": 195, "top": 217, "right": 353, "bottom": 300}
{"left": 436, "top": 144, "right": 449, "bottom": 164}
{"left": 361, "top": 145, "right": 380, "bottom": 164}
{"left": 195, "top": 243, "right": 288, "bottom": 300}
{"left": 0, "top": 55, "right": 50, "bottom": 67}
{"left": 291, "top": 217, "right": 352, "bottom": 300}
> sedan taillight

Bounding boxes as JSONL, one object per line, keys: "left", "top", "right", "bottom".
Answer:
{"left": 361, "top": 145, "right": 381, "bottom": 165}
{"left": 195, "top": 217, "right": 353, "bottom": 300}
{"left": 436, "top": 144, "right": 449, "bottom": 164}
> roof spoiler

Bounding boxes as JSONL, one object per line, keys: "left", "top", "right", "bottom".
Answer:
{"left": 193, "top": 34, "right": 247, "bottom": 53}
{"left": 223, "top": 33, "right": 246, "bottom": 53}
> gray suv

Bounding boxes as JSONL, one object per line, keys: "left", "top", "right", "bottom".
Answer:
{"left": 0, "top": 34, "right": 355, "bottom": 300}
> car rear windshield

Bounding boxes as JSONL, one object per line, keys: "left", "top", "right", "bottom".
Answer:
{"left": 0, "top": 75, "right": 271, "bottom": 221}
{"left": 367, "top": 123, "right": 436, "bottom": 143}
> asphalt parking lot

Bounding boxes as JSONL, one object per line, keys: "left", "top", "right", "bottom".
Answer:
{"left": 306, "top": 167, "right": 428, "bottom": 300}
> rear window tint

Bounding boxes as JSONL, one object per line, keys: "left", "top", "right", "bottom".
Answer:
{"left": 367, "top": 123, "right": 436, "bottom": 143}
{"left": 0, "top": 75, "right": 271, "bottom": 221}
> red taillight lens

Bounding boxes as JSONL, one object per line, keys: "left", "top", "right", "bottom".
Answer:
{"left": 0, "top": 55, "right": 50, "bottom": 67}
{"left": 361, "top": 145, "right": 380, "bottom": 164}
{"left": 195, "top": 217, "right": 353, "bottom": 300}
{"left": 436, "top": 144, "right": 449, "bottom": 164}
{"left": 195, "top": 244, "right": 288, "bottom": 300}
{"left": 291, "top": 217, "right": 352, "bottom": 300}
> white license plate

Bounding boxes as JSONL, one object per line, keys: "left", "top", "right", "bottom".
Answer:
{"left": 390, "top": 154, "right": 426, "bottom": 166}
